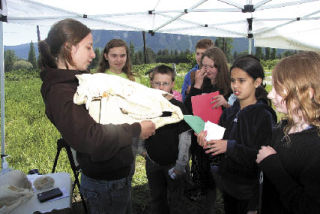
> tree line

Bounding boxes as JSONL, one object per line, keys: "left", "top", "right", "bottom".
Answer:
{"left": 4, "top": 39, "right": 298, "bottom": 72}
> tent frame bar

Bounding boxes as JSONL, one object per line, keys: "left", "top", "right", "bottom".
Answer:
{"left": 152, "top": 0, "right": 207, "bottom": 33}
{"left": 0, "top": 21, "right": 5, "bottom": 169}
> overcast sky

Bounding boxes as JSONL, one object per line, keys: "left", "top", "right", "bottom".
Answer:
{"left": 3, "top": 23, "right": 50, "bottom": 46}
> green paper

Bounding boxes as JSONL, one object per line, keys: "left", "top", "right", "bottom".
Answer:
{"left": 183, "top": 115, "right": 205, "bottom": 134}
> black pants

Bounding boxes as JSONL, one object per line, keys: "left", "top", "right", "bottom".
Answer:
{"left": 224, "top": 193, "right": 251, "bottom": 214}
{"left": 190, "top": 135, "right": 215, "bottom": 189}
{"left": 145, "top": 157, "right": 184, "bottom": 214}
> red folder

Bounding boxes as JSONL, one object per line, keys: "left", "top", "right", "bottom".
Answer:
{"left": 191, "top": 91, "right": 222, "bottom": 124}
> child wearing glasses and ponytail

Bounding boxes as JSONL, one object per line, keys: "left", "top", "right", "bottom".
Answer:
{"left": 144, "top": 64, "right": 192, "bottom": 214}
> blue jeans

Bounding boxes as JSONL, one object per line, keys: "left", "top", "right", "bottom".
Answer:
{"left": 81, "top": 173, "right": 131, "bottom": 214}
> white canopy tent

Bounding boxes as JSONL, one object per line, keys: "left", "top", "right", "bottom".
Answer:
{"left": 1, "top": 0, "right": 320, "bottom": 167}
{"left": 3, "top": 0, "right": 320, "bottom": 50}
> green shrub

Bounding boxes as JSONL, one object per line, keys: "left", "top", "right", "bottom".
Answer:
{"left": 5, "top": 69, "right": 40, "bottom": 81}
{"left": 12, "top": 60, "right": 33, "bottom": 71}
{"left": 261, "top": 59, "right": 280, "bottom": 70}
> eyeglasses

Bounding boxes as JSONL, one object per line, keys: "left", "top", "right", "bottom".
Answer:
{"left": 152, "top": 81, "right": 171, "bottom": 87}
{"left": 202, "top": 64, "right": 218, "bottom": 69}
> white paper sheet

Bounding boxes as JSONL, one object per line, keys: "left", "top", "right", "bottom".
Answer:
{"left": 204, "top": 121, "right": 226, "bottom": 141}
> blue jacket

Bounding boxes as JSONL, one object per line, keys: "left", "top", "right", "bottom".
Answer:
{"left": 181, "top": 64, "right": 199, "bottom": 102}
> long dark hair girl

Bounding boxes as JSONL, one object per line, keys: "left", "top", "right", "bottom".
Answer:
{"left": 97, "top": 39, "right": 135, "bottom": 81}
{"left": 231, "top": 55, "right": 271, "bottom": 106}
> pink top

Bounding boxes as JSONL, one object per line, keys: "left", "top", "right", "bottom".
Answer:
{"left": 172, "top": 90, "right": 182, "bottom": 102}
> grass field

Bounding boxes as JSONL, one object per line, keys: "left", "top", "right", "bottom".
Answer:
{"left": 0, "top": 64, "right": 276, "bottom": 214}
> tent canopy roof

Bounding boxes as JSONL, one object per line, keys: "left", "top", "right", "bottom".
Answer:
{"left": 2, "top": 0, "right": 320, "bottom": 51}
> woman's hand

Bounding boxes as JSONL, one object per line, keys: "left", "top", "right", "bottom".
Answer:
{"left": 204, "top": 139, "right": 227, "bottom": 156}
{"left": 211, "top": 95, "right": 228, "bottom": 108}
{"left": 139, "top": 120, "right": 156, "bottom": 139}
{"left": 197, "top": 131, "right": 208, "bottom": 147}
{"left": 194, "top": 68, "right": 206, "bottom": 89}
{"left": 256, "top": 146, "right": 277, "bottom": 164}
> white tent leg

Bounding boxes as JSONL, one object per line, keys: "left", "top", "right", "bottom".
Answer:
{"left": 0, "top": 21, "right": 5, "bottom": 169}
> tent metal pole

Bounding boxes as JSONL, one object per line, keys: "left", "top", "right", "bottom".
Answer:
{"left": 0, "top": 21, "right": 5, "bottom": 169}
{"left": 37, "top": 25, "right": 41, "bottom": 42}
{"left": 142, "top": 31, "right": 147, "bottom": 64}
{"left": 248, "top": 37, "right": 252, "bottom": 54}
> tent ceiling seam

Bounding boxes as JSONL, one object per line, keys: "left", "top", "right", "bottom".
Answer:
{"left": 257, "top": 0, "right": 320, "bottom": 11}
{"left": 152, "top": 0, "right": 207, "bottom": 33}
{"left": 255, "top": 7, "right": 320, "bottom": 35}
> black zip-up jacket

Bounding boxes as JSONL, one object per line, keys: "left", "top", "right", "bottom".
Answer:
{"left": 40, "top": 67, "right": 141, "bottom": 180}
{"left": 216, "top": 99, "right": 277, "bottom": 208}
{"left": 259, "top": 121, "right": 320, "bottom": 214}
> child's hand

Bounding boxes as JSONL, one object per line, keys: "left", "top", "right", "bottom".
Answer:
{"left": 139, "top": 120, "right": 156, "bottom": 139}
{"left": 204, "top": 139, "right": 227, "bottom": 156}
{"left": 256, "top": 146, "right": 277, "bottom": 164}
{"left": 194, "top": 69, "right": 206, "bottom": 89}
{"left": 197, "top": 131, "right": 207, "bottom": 147}
{"left": 211, "top": 95, "right": 228, "bottom": 108}
{"left": 168, "top": 167, "right": 185, "bottom": 180}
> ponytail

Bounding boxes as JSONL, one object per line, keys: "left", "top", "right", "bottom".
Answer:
{"left": 256, "top": 84, "right": 271, "bottom": 106}
{"left": 38, "top": 40, "right": 57, "bottom": 70}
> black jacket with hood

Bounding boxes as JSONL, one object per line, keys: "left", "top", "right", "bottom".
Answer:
{"left": 40, "top": 67, "right": 141, "bottom": 180}
{"left": 214, "top": 99, "right": 277, "bottom": 209}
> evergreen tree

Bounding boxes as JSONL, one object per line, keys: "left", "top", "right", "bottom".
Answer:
{"left": 4, "top": 50, "right": 17, "bottom": 72}
{"left": 214, "top": 37, "right": 233, "bottom": 62}
{"left": 271, "top": 48, "right": 276, "bottom": 59}
{"left": 265, "top": 47, "right": 270, "bottom": 60}
{"left": 282, "top": 50, "right": 295, "bottom": 57}
{"left": 135, "top": 51, "right": 144, "bottom": 65}
{"left": 129, "top": 42, "right": 135, "bottom": 64}
{"left": 255, "top": 47, "right": 264, "bottom": 60}
{"left": 184, "top": 49, "right": 191, "bottom": 55}
{"left": 233, "top": 51, "right": 238, "bottom": 61}
{"left": 214, "top": 38, "right": 222, "bottom": 48}
{"left": 28, "top": 41, "right": 37, "bottom": 69}
{"left": 89, "top": 48, "right": 101, "bottom": 69}
{"left": 162, "top": 49, "right": 169, "bottom": 56}
{"left": 146, "top": 48, "right": 156, "bottom": 63}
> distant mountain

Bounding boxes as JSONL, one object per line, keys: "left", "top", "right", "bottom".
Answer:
{"left": 3, "top": 29, "right": 263, "bottom": 60}
{"left": 92, "top": 30, "right": 250, "bottom": 53}
{"left": 5, "top": 43, "right": 38, "bottom": 60}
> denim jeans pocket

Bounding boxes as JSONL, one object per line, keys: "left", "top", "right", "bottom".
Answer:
{"left": 81, "top": 187, "right": 111, "bottom": 214}
{"left": 110, "top": 178, "right": 128, "bottom": 191}
{"left": 108, "top": 178, "right": 130, "bottom": 204}
{"left": 81, "top": 174, "right": 131, "bottom": 214}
